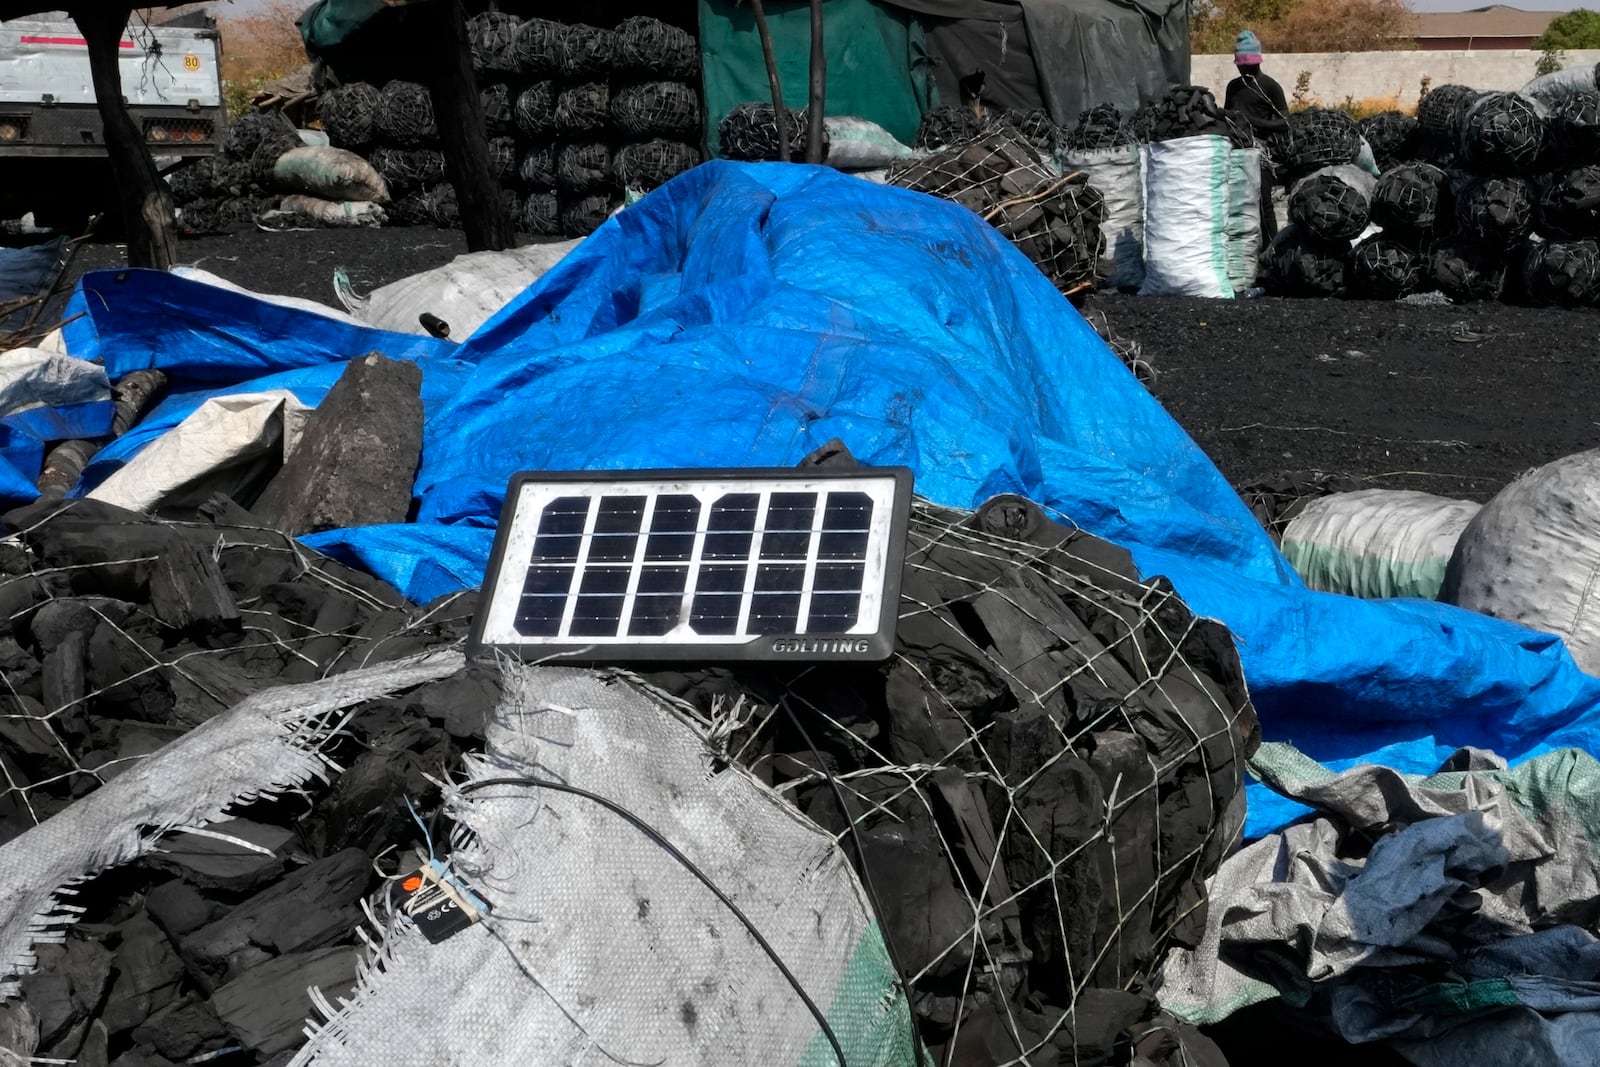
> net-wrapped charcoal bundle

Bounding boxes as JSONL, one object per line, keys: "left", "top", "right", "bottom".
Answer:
{"left": 511, "top": 18, "right": 566, "bottom": 79}
{"left": 560, "top": 193, "right": 614, "bottom": 236}
{"left": 559, "top": 23, "right": 614, "bottom": 79}
{"left": 1455, "top": 175, "right": 1534, "bottom": 249}
{"left": 889, "top": 130, "right": 1105, "bottom": 293}
{"left": 176, "top": 198, "right": 224, "bottom": 235}
{"left": 613, "top": 15, "right": 698, "bottom": 80}
{"left": 999, "top": 107, "right": 1059, "bottom": 153}
{"left": 379, "top": 80, "right": 436, "bottom": 146}
{"left": 417, "top": 182, "right": 459, "bottom": 228}
{"left": 1460, "top": 92, "right": 1545, "bottom": 175}
{"left": 1359, "top": 111, "right": 1419, "bottom": 171}
{"left": 514, "top": 82, "right": 558, "bottom": 139}
{"left": 1550, "top": 91, "right": 1600, "bottom": 167}
{"left": 1522, "top": 238, "right": 1600, "bottom": 306}
{"left": 246, "top": 121, "right": 303, "bottom": 185}
{"left": 1349, "top": 235, "right": 1425, "bottom": 299}
{"left": 1432, "top": 238, "right": 1509, "bottom": 302}
{"left": 1371, "top": 162, "right": 1450, "bottom": 240}
{"left": 480, "top": 82, "right": 515, "bottom": 136}
{"left": 467, "top": 11, "right": 522, "bottom": 77}
{"left": 318, "top": 82, "right": 383, "bottom": 151}
{"left": 556, "top": 142, "right": 614, "bottom": 193}
{"left": 1416, "top": 84, "right": 1479, "bottom": 156}
{"left": 1538, "top": 164, "right": 1600, "bottom": 238}
{"left": 1067, "top": 104, "right": 1131, "bottom": 150}
{"left": 1135, "top": 85, "right": 1253, "bottom": 146}
{"left": 1264, "top": 225, "right": 1347, "bottom": 296}
{"left": 223, "top": 110, "right": 296, "bottom": 162}
{"left": 1281, "top": 108, "right": 1361, "bottom": 179}
{"left": 1288, "top": 165, "right": 1376, "bottom": 242}
{"left": 554, "top": 82, "right": 611, "bottom": 134}
{"left": 615, "top": 140, "right": 701, "bottom": 192}
{"left": 518, "top": 143, "right": 557, "bottom": 189}
{"left": 169, "top": 156, "right": 250, "bottom": 204}
{"left": 611, "top": 81, "right": 702, "bottom": 139}
{"left": 720, "top": 102, "right": 811, "bottom": 161}
{"left": 371, "top": 147, "right": 447, "bottom": 197}
{"left": 522, "top": 190, "right": 559, "bottom": 235}
{"left": 486, "top": 136, "right": 517, "bottom": 181}
{"left": 915, "top": 104, "right": 987, "bottom": 150}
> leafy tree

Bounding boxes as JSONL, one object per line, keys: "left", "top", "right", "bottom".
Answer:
{"left": 1192, "top": 0, "right": 1416, "bottom": 54}
{"left": 1535, "top": 8, "right": 1600, "bottom": 50}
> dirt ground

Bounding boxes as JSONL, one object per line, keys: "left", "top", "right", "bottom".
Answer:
{"left": 56, "top": 227, "right": 1599, "bottom": 505}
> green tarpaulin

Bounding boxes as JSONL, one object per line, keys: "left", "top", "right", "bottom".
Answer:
{"left": 698, "top": 0, "right": 935, "bottom": 157}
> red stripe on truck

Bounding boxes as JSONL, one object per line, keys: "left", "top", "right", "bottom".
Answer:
{"left": 17, "top": 36, "right": 137, "bottom": 48}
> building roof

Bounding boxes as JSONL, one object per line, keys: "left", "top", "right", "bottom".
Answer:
{"left": 1413, "top": 5, "right": 1561, "bottom": 40}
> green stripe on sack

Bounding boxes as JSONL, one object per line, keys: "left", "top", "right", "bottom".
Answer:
{"left": 1281, "top": 539, "right": 1452, "bottom": 601}
{"left": 1209, "top": 140, "right": 1235, "bottom": 300}
{"left": 798, "top": 921, "right": 927, "bottom": 1067}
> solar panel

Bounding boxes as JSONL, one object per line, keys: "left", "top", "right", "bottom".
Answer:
{"left": 470, "top": 467, "right": 914, "bottom": 662}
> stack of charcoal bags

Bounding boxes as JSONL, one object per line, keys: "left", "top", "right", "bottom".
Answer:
{"left": 166, "top": 113, "right": 305, "bottom": 235}
{"left": 314, "top": 14, "right": 704, "bottom": 238}
{"left": 1, "top": 428, "right": 1256, "bottom": 1064}
{"left": 1264, "top": 70, "right": 1600, "bottom": 306}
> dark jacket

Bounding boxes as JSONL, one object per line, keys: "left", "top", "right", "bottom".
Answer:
{"left": 1225, "top": 71, "right": 1289, "bottom": 135}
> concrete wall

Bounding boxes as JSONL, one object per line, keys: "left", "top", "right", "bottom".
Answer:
{"left": 1190, "top": 49, "right": 1600, "bottom": 109}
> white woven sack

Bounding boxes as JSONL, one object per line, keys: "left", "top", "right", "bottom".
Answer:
{"left": 1139, "top": 136, "right": 1234, "bottom": 299}
{"left": 1283, "top": 489, "right": 1481, "bottom": 601}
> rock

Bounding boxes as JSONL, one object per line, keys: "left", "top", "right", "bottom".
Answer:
{"left": 179, "top": 849, "right": 371, "bottom": 985}
{"left": 148, "top": 819, "right": 294, "bottom": 892}
{"left": 211, "top": 947, "right": 360, "bottom": 1057}
{"left": 19, "top": 936, "right": 114, "bottom": 1049}
{"left": 130, "top": 995, "right": 231, "bottom": 1061}
{"left": 101, "top": 915, "right": 186, "bottom": 1036}
{"left": 256, "top": 353, "right": 424, "bottom": 536}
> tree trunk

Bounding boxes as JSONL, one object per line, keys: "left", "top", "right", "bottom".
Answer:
{"left": 74, "top": 4, "right": 175, "bottom": 269}
{"left": 420, "top": 0, "right": 512, "bottom": 251}
{"left": 806, "top": 0, "right": 826, "bottom": 164}
{"left": 747, "top": 0, "right": 789, "bottom": 160}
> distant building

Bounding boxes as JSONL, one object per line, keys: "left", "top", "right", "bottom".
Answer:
{"left": 1411, "top": 5, "right": 1562, "bottom": 50}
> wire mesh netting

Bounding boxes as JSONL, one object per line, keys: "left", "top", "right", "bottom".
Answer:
{"left": 378, "top": 80, "right": 437, "bottom": 146}
{"left": 1551, "top": 91, "right": 1600, "bottom": 167}
{"left": 1522, "top": 238, "right": 1600, "bottom": 307}
{"left": 560, "top": 193, "right": 615, "bottom": 236}
{"left": 1264, "top": 226, "right": 1348, "bottom": 296}
{"left": 168, "top": 156, "right": 252, "bottom": 205}
{"left": 889, "top": 131, "right": 1105, "bottom": 294}
{"left": 721, "top": 102, "right": 812, "bottom": 162}
{"left": 1538, "top": 164, "right": 1600, "bottom": 239}
{"left": 514, "top": 82, "right": 558, "bottom": 139}
{"left": 467, "top": 11, "right": 522, "bottom": 76}
{"left": 1289, "top": 168, "right": 1373, "bottom": 242}
{"left": 615, "top": 140, "right": 702, "bottom": 192}
{"left": 554, "top": 82, "right": 611, "bottom": 134}
{"left": 1066, "top": 104, "right": 1132, "bottom": 151}
{"left": 556, "top": 142, "right": 614, "bottom": 193}
{"left": 1460, "top": 92, "right": 1545, "bottom": 175}
{"left": 487, "top": 136, "right": 517, "bottom": 182}
{"left": 1371, "top": 162, "right": 1449, "bottom": 238}
{"left": 1081, "top": 308, "right": 1155, "bottom": 385}
{"left": 223, "top": 111, "right": 296, "bottom": 164}
{"left": 650, "top": 493, "right": 1257, "bottom": 1057}
{"left": 480, "top": 82, "right": 515, "bottom": 137}
{"left": 611, "top": 81, "right": 702, "bottom": 139}
{"left": 318, "top": 82, "right": 383, "bottom": 151}
{"left": 511, "top": 18, "right": 566, "bottom": 78}
{"left": 1282, "top": 108, "right": 1361, "bottom": 178}
{"left": 518, "top": 143, "right": 557, "bottom": 189}
{"left": 1359, "top": 111, "right": 1418, "bottom": 172}
{"left": 1417, "top": 84, "right": 1479, "bottom": 149}
{"left": 613, "top": 15, "right": 698, "bottom": 80}
{"left": 247, "top": 123, "right": 303, "bottom": 186}
{"left": 915, "top": 104, "right": 988, "bottom": 150}
{"left": 1455, "top": 175, "right": 1534, "bottom": 249}
{"left": 1432, "top": 238, "right": 1509, "bottom": 303}
{"left": 559, "top": 23, "right": 615, "bottom": 79}
{"left": 1349, "top": 235, "right": 1424, "bottom": 299}
{"left": 371, "top": 147, "right": 447, "bottom": 197}
{"left": 522, "top": 190, "right": 559, "bottom": 235}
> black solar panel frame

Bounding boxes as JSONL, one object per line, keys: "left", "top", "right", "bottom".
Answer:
{"left": 469, "top": 467, "right": 914, "bottom": 663}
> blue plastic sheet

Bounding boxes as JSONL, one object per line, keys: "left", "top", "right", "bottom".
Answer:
{"left": 58, "top": 161, "right": 1600, "bottom": 836}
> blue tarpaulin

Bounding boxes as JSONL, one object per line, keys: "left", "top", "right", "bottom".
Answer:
{"left": 56, "top": 161, "right": 1600, "bottom": 836}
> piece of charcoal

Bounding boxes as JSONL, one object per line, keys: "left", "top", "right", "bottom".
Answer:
{"left": 131, "top": 996, "right": 230, "bottom": 1061}
{"left": 303, "top": 742, "right": 445, "bottom": 857}
{"left": 210, "top": 947, "right": 359, "bottom": 1057}
{"left": 37, "top": 440, "right": 101, "bottom": 501}
{"left": 147, "top": 819, "right": 293, "bottom": 893}
{"left": 279, "top": 591, "right": 361, "bottom": 684}
{"left": 178, "top": 849, "right": 370, "bottom": 987}
{"left": 410, "top": 664, "right": 503, "bottom": 741}
{"left": 254, "top": 354, "right": 423, "bottom": 537}
{"left": 28, "top": 597, "right": 128, "bottom": 655}
{"left": 41, "top": 630, "right": 88, "bottom": 743}
{"left": 145, "top": 880, "right": 221, "bottom": 940}
{"left": 20, "top": 936, "right": 114, "bottom": 1049}
{"left": 86, "top": 621, "right": 174, "bottom": 723}
{"left": 0, "top": 693, "right": 71, "bottom": 775}
{"left": 148, "top": 545, "right": 241, "bottom": 636}
{"left": 101, "top": 915, "right": 185, "bottom": 1036}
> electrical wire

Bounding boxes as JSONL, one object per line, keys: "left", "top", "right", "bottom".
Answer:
{"left": 456, "top": 775, "right": 849, "bottom": 1067}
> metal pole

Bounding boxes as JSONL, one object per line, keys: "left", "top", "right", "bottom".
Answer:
{"left": 747, "top": 0, "right": 790, "bottom": 159}
{"left": 806, "top": 0, "right": 826, "bottom": 163}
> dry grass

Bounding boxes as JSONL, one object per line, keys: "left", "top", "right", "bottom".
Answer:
{"left": 1192, "top": 0, "right": 1416, "bottom": 55}
{"left": 213, "top": 0, "right": 308, "bottom": 117}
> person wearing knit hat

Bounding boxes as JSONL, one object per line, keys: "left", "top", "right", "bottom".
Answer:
{"left": 1225, "top": 30, "right": 1288, "bottom": 240}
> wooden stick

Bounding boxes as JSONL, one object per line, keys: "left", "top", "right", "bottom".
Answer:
{"left": 747, "top": 0, "right": 789, "bottom": 160}
{"left": 805, "top": 0, "right": 826, "bottom": 164}
{"left": 422, "top": 0, "right": 512, "bottom": 251}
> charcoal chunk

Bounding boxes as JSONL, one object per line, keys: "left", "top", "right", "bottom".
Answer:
{"left": 101, "top": 915, "right": 186, "bottom": 1035}
{"left": 131, "top": 995, "right": 230, "bottom": 1060}
{"left": 411, "top": 663, "right": 503, "bottom": 740}
{"left": 20, "top": 936, "right": 114, "bottom": 1048}
{"left": 148, "top": 819, "right": 293, "bottom": 892}
{"left": 145, "top": 880, "right": 221, "bottom": 939}
{"left": 210, "top": 947, "right": 360, "bottom": 1056}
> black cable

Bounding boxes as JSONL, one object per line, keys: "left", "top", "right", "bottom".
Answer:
{"left": 458, "top": 775, "right": 849, "bottom": 1067}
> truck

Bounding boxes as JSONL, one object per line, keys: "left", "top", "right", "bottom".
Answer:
{"left": 0, "top": 13, "right": 227, "bottom": 227}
